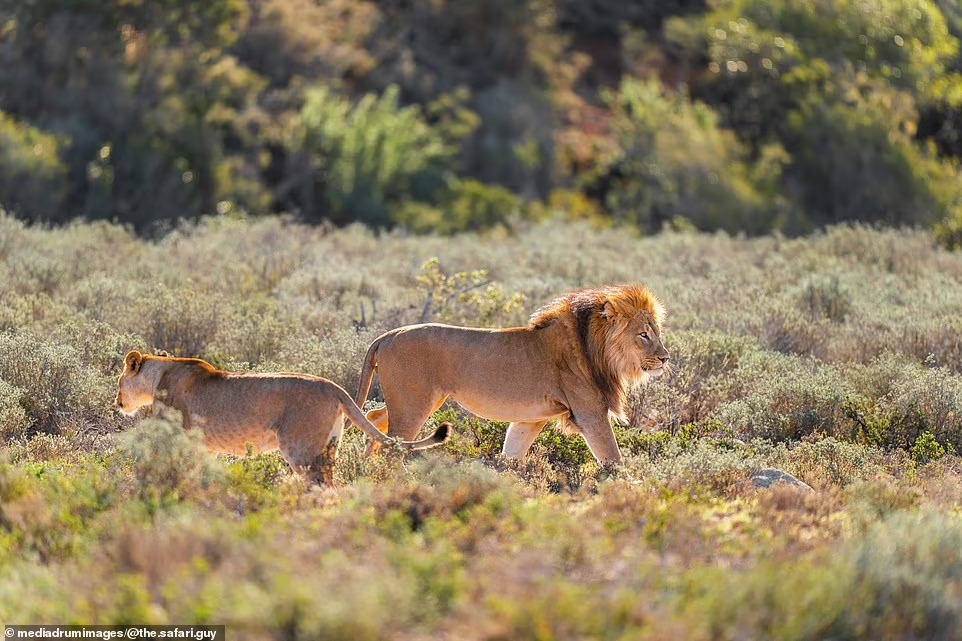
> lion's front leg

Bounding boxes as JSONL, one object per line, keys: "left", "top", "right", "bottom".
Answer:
{"left": 569, "top": 411, "right": 623, "bottom": 466}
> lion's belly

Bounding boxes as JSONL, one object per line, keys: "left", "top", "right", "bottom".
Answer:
{"left": 451, "top": 393, "right": 566, "bottom": 424}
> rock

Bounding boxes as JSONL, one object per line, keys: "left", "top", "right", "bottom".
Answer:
{"left": 750, "top": 468, "right": 814, "bottom": 493}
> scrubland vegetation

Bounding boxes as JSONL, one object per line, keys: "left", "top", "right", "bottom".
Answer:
{"left": 1, "top": 211, "right": 962, "bottom": 638}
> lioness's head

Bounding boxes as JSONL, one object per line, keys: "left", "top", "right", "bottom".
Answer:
{"left": 115, "top": 350, "right": 158, "bottom": 416}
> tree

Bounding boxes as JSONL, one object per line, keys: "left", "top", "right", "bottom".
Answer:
{"left": 585, "top": 78, "right": 785, "bottom": 233}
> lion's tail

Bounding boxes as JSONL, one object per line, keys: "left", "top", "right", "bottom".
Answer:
{"left": 338, "top": 388, "right": 450, "bottom": 451}
{"left": 344, "top": 330, "right": 449, "bottom": 449}
{"left": 354, "top": 332, "right": 386, "bottom": 414}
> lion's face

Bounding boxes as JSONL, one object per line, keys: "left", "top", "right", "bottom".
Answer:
{"left": 115, "top": 351, "right": 156, "bottom": 416}
{"left": 618, "top": 314, "right": 670, "bottom": 381}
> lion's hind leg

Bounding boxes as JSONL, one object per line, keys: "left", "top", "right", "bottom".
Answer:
{"left": 366, "top": 393, "right": 448, "bottom": 456}
{"left": 502, "top": 420, "right": 549, "bottom": 459}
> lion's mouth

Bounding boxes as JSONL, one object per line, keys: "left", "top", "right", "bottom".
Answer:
{"left": 645, "top": 367, "right": 665, "bottom": 378}
{"left": 116, "top": 403, "right": 138, "bottom": 417}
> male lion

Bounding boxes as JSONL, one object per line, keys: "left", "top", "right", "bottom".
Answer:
{"left": 116, "top": 351, "right": 450, "bottom": 485}
{"left": 356, "top": 284, "right": 669, "bottom": 465}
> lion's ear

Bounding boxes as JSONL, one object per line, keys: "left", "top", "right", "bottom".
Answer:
{"left": 154, "top": 349, "right": 170, "bottom": 358}
{"left": 125, "top": 350, "right": 144, "bottom": 374}
{"left": 600, "top": 301, "right": 615, "bottom": 319}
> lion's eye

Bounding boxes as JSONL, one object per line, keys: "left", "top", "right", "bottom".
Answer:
{"left": 639, "top": 332, "right": 649, "bottom": 341}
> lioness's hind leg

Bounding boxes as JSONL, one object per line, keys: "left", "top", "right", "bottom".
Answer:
{"left": 308, "top": 439, "right": 338, "bottom": 487}
{"left": 364, "top": 407, "right": 389, "bottom": 456}
{"left": 502, "top": 420, "right": 549, "bottom": 459}
{"left": 279, "top": 426, "right": 339, "bottom": 487}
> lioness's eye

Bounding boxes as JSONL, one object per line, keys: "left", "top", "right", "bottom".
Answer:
{"left": 640, "top": 332, "right": 649, "bottom": 340}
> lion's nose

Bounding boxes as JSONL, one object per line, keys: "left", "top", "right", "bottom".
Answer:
{"left": 658, "top": 355, "right": 670, "bottom": 364}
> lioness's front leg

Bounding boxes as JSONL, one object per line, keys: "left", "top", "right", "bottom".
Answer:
{"left": 502, "top": 420, "right": 548, "bottom": 459}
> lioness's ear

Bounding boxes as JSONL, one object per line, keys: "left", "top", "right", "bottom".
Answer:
{"left": 155, "top": 349, "right": 170, "bottom": 358}
{"left": 124, "top": 351, "right": 144, "bottom": 374}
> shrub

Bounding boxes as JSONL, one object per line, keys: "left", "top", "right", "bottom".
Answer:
{"left": 415, "top": 257, "right": 527, "bottom": 326}
{"left": 841, "top": 509, "right": 962, "bottom": 640}
{"left": 395, "top": 178, "right": 526, "bottom": 234}
{"left": 912, "top": 430, "right": 949, "bottom": 465}
{"left": 0, "top": 330, "right": 113, "bottom": 436}
{"left": 781, "top": 437, "right": 890, "bottom": 488}
{"left": 117, "top": 419, "right": 223, "bottom": 513}
{"left": 130, "top": 286, "right": 225, "bottom": 360}
{"left": 629, "top": 330, "right": 758, "bottom": 428}
{"left": 796, "top": 274, "right": 851, "bottom": 323}
{"left": 0, "top": 456, "right": 117, "bottom": 562}
{"left": 0, "top": 380, "right": 29, "bottom": 443}
{"left": 638, "top": 438, "right": 762, "bottom": 494}
{"left": 714, "top": 351, "right": 853, "bottom": 441}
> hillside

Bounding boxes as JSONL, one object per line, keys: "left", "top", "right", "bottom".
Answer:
{"left": 3, "top": 0, "right": 962, "bottom": 241}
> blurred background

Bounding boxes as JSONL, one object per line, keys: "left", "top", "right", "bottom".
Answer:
{"left": 3, "top": 0, "right": 962, "bottom": 241}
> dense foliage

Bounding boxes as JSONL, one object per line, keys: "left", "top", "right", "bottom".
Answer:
{"left": 1, "top": 214, "right": 962, "bottom": 636}
{"left": 3, "top": 0, "right": 962, "bottom": 241}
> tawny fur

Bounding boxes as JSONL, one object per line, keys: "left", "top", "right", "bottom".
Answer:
{"left": 116, "top": 351, "right": 449, "bottom": 485}
{"left": 355, "top": 284, "right": 669, "bottom": 465}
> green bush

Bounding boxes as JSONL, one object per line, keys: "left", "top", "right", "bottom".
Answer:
{"left": 394, "top": 178, "right": 525, "bottom": 234}
{"left": 714, "top": 351, "right": 853, "bottom": 441}
{"left": 784, "top": 79, "right": 951, "bottom": 229}
{"left": 912, "top": 431, "right": 948, "bottom": 465}
{"left": 841, "top": 509, "right": 962, "bottom": 640}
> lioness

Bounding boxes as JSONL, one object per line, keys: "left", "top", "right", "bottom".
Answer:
{"left": 356, "top": 284, "right": 669, "bottom": 465}
{"left": 116, "top": 351, "right": 450, "bottom": 484}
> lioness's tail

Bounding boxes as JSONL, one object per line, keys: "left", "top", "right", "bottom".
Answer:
{"left": 338, "top": 388, "right": 450, "bottom": 451}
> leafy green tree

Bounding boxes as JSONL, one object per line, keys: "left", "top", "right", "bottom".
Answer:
{"left": 586, "top": 78, "right": 785, "bottom": 233}
{"left": 0, "top": 112, "right": 68, "bottom": 218}
{"left": 665, "top": 0, "right": 962, "bottom": 233}
{"left": 0, "top": 0, "right": 266, "bottom": 228}
{"left": 783, "top": 73, "right": 957, "bottom": 229}
{"left": 291, "top": 85, "right": 457, "bottom": 227}
{"left": 698, "top": 0, "right": 959, "bottom": 143}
